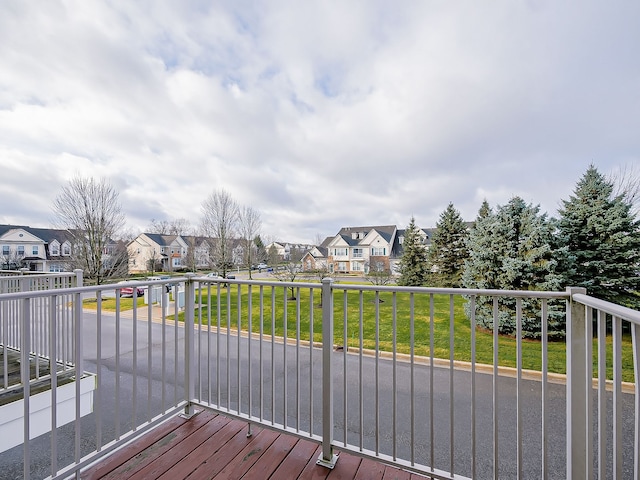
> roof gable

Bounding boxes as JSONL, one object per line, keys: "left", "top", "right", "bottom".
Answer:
{"left": 0, "top": 228, "right": 45, "bottom": 243}
{"left": 362, "top": 227, "right": 396, "bottom": 245}
{"left": 327, "top": 235, "right": 349, "bottom": 248}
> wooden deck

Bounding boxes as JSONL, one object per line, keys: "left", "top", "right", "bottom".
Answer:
{"left": 81, "top": 409, "right": 432, "bottom": 480}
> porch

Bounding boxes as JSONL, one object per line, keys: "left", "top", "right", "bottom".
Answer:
{"left": 80, "top": 409, "right": 428, "bottom": 479}
{"left": 0, "top": 272, "right": 639, "bottom": 479}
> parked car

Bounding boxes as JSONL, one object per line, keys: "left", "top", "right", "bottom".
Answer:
{"left": 146, "top": 276, "right": 171, "bottom": 292}
{"left": 117, "top": 280, "right": 144, "bottom": 297}
{"left": 257, "top": 263, "right": 268, "bottom": 270}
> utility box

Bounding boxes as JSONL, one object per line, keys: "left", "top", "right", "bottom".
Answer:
{"left": 173, "top": 284, "right": 185, "bottom": 309}
{"left": 144, "top": 285, "right": 163, "bottom": 305}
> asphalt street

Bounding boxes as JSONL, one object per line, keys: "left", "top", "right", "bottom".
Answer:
{"left": 2, "top": 310, "right": 637, "bottom": 480}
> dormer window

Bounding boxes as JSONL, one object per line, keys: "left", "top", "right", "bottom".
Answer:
{"left": 62, "top": 242, "right": 71, "bottom": 256}
{"left": 50, "top": 242, "right": 60, "bottom": 256}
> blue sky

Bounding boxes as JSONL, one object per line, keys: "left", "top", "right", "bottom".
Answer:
{"left": 1, "top": 1, "right": 638, "bottom": 243}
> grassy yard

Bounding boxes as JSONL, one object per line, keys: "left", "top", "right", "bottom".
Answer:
{"left": 182, "top": 284, "right": 636, "bottom": 383}
{"left": 83, "top": 296, "right": 140, "bottom": 311}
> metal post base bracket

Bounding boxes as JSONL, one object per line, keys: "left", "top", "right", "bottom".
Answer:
{"left": 316, "top": 452, "right": 339, "bottom": 469}
{"left": 179, "top": 407, "right": 201, "bottom": 420}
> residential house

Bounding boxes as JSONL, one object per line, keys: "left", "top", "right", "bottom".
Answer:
{"left": 266, "top": 241, "right": 314, "bottom": 262}
{"left": 325, "top": 225, "right": 434, "bottom": 274}
{"left": 128, "top": 233, "right": 190, "bottom": 273}
{"left": 182, "top": 236, "right": 212, "bottom": 271}
{"left": 128, "top": 233, "right": 262, "bottom": 274}
{"left": 0, "top": 224, "right": 77, "bottom": 272}
{"left": 301, "top": 237, "right": 331, "bottom": 271}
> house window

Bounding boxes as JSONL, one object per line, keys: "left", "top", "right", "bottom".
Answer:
{"left": 372, "top": 247, "right": 386, "bottom": 256}
{"left": 332, "top": 248, "right": 348, "bottom": 256}
{"left": 2, "top": 245, "right": 8, "bottom": 256}
{"left": 32, "top": 246, "right": 38, "bottom": 255}
{"left": 352, "top": 248, "right": 364, "bottom": 258}
{"left": 17, "top": 246, "right": 24, "bottom": 256}
{"left": 351, "top": 262, "right": 363, "bottom": 271}
{"left": 49, "top": 264, "right": 63, "bottom": 272}
{"left": 50, "top": 243, "right": 60, "bottom": 255}
{"left": 63, "top": 243, "right": 71, "bottom": 255}
{"left": 337, "top": 262, "right": 348, "bottom": 272}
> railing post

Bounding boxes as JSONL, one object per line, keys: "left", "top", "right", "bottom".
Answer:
{"left": 74, "top": 269, "right": 83, "bottom": 288}
{"left": 566, "top": 286, "right": 588, "bottom": 479}
{"left": 74, "top": 269, "right": 84, "bottom": 375}
{"left": 182, "top": 274, "right": 197, "bottom": 418}
{"left": 317, "top": 278, "right": 338, "bottom": 468}
{"left": 632, "top": 322, "right": 640, "bottom": 477}
{"left": 21, "top": 295, "right": 31, "bottom": 480}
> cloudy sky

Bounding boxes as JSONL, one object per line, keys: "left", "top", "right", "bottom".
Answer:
{"left": 1, "top": 1, "right": 638, "bottom": 243}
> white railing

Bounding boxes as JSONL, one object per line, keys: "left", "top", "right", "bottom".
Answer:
{"left": 1, "top": 271, "right": 82, "bottom": 389}
{"left": 0, "top": 275, "right": 638, "bottom": 479}
{"left": 568, "top": 292, "right": 640, "bottom": 479}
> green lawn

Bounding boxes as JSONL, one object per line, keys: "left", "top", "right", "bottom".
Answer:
{"left": 83, "top": 296, "right": 140, "bottom": 311}
{"left": 183, "top": 284, "right": 636, "bottom": 383}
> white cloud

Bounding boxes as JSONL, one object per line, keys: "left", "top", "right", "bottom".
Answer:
{"left": 0, "top": 1, "right": 639, "bottom": 242}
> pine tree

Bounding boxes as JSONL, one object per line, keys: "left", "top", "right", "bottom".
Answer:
{"left": 462, "top": 197, "right": 564, "bottom": 338}
{"left": 556, "top": 165, "right": 640, "bottom": 308}
{"left": 427, "top": 202, "right": 469, "bottom": 287}
{"left": 397, "top": 216, "right": 429, "bottom": 286}
{"left": 476, "top": 199, "right": 491, "bottom": 223}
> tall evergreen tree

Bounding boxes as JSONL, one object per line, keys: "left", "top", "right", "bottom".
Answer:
{"left": 427, "top": 202, "right": 469, "bottom": 287}
{"left": 463, "top": 197, "right": 564, "bottom": 338}
{"left": 397, "top": 216, "right": 429, "bottom": 286}
{"left": 556, "top": 165, "right": 640, "bottom": 308}
{"left": 254, "top": 235, "right": 268, "bottom": 263}
{"left": 476, "top": 199, "right": 491, "bottom": 223}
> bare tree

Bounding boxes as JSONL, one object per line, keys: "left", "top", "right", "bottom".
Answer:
{"left": 302, "top": 264, "right": 332, "bottom": 306}
{"left": 148, "top": 218, "right": 171, "bottom": 234}
{"left": 201, "top": 189, "right": 239, "bottom": 279}
{"left": 148, "top": 218, "right": 193, "bottom": 236}
{"left": 1, "top": 248, "right": 26, "bottom": 270}
{"left": 238, "top": 205, "right": 261, "bottom": 279}
{"left": 168, "top": 218, "right": 193, "bottom": 236}
{"left": 271, "top": 262, "right": 302, "bottom": 300}
{"left": 102, "top": 240, "right": 130, "bottom": 279}
{"left": 609, "top": 162, "right": 640, "bottom": 216}
{"left": 146, "top": 249, "right": 162, "bottom": 274}
{"left": 366, "top": 260, "right": 394, "bottom": 286}
{"left": 52, "top": 176, "right": 125, "bottom": 284}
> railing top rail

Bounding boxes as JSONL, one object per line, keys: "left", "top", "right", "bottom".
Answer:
{"left": 193, "top": 276, "right": 320, "bottom": 290}
{"left": 0, "top": 271, "right": 76, "bottom": 278}
{"left": 333, "top": 282, "right": 570, "bottom": 299}
{"left": 0, "top": 275, "right": 573, "bottom": 301}
{"left": 193, "top": 276, "right": 570, "bottom": 299}
{"left": 0, "top": 278, "right": 186, "bottom": 300}
{"left": 572, "top": 293, "right": 640, "bottom": 325}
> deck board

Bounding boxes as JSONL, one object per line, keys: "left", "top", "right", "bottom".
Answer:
{"left": 81, "top": 410, "right": 433, "bottom": 480}
{"left": 157, "top": 416, "right": 246, "bottom": 480}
